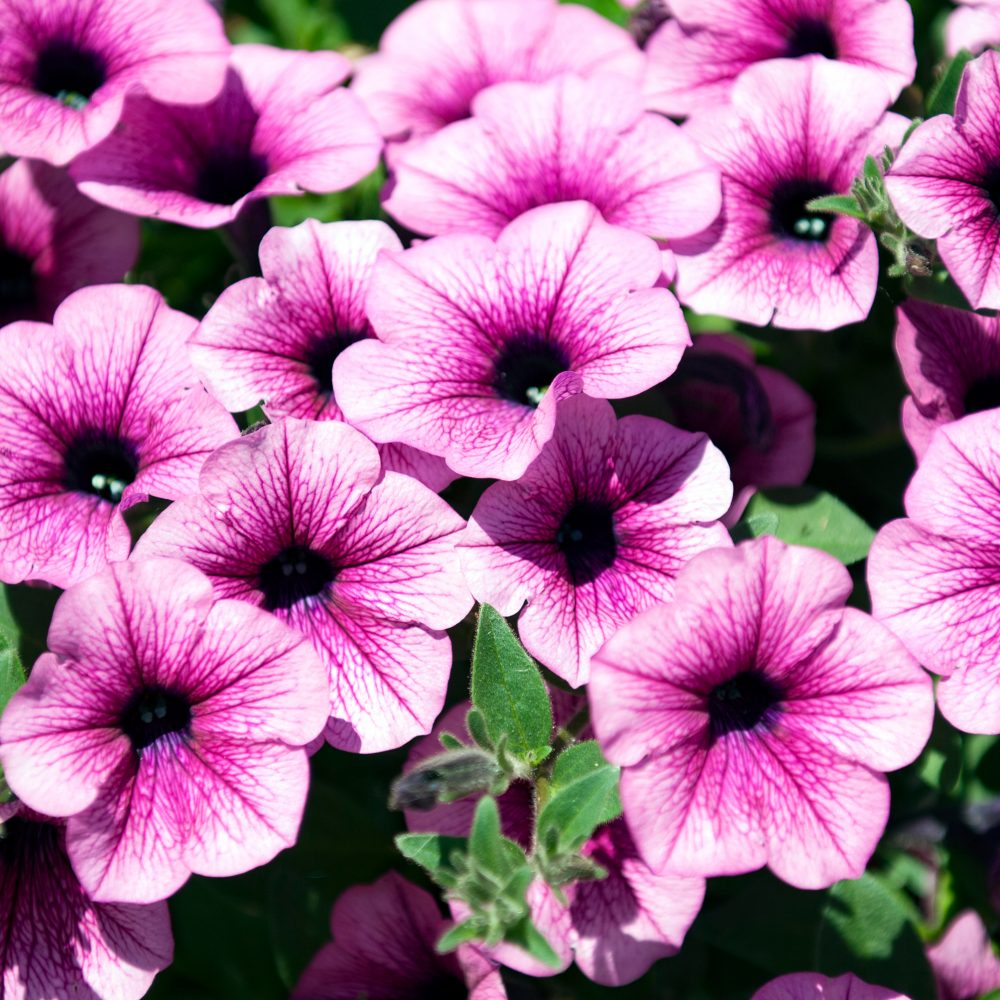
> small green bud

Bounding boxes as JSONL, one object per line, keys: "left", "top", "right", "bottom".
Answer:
{"left": 388, "top": 748, "right": 502, "bottom": 811}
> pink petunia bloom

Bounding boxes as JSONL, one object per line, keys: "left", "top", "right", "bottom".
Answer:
{"left": 334, "top": 202, "right": 691, "bottom": 481}
{"left": 459, "top": 393, "right": 732, "bottom": 687}
{"left": 673, "top": 58, "right": 908, "bottom": 331}
{"left": 868, "top": 409, "right": 1000, "bottom": 734}
{"left": 590, "top": 536, "right": 934, "bottom": 888}
{"left": 69, "top": 45, "right": 382, "bottom": 229}
{"left": 658, "top": 334, "right": 815, "bottom": 523}
{"left": 894, "top": 300, "right": 1000, "bottom": 459}
{"left": 0, "top": 283, "right": 237, "bottom": 589}
{"left": 946, "top": 1, "right": 1000, "bottom": 56}
{"left": 382, "top": 73, "right": 721, "bottom": 241}
{"left": 0, "top": 802, "right": 172, "bottom": 999}
{"left": 928, "top": 910, "right": 1000, "bottom": 1000}
{"left": 403, "top": 703, "right": 705, "bottom": 987}
{"left": 133, "top": 418, "right": 473, "bottom": 753}
{"left": 351, "top": 0, "right": 643, "bottom": 142}
{"left": 0, "top": 558, "right": 329, "bottom": 903}
{"left": 292, "top": 871, "right": 506, "bottom": 1000}
{"left": 0, "top": 0, "right": 229, "bottom": 166}
{"left": 189, "top": 218, "right": 454, "bottom": 492}
{"left": 643, "top": 0, "right": 914, "bottom": 117}
{"left": 752, "top": 972, "right": 911, "bottom": 999}
{"left": 886, "top": 51, "right": 1000, "bottom": 312}
{"left": 0, "top": 158, "right": 138, "bottom": 326}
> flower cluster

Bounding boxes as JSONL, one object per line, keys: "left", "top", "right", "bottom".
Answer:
{"left": 0, "top": 0, "right": 997, "bottom": 996}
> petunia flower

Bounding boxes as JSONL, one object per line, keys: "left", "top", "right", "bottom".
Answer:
{"left": 886, "top": 50, "right": 1000, "bottom": 312}
{"left": 658, "top": 334, "right": 815, "bottom": 524}
{"left": 402, "top": 703, "right": 706, "bottom": 988}
{"left": 642, "top": 0, "right": 915, "bottom": 117}
{"left": 334, "top": 201, "right": 691, "bottom": 481}
{"left": 133, "top": 418, "right": 473, "bottom": 754}
{"left": 673, "top": 58, "right": 908, "bottom": 331}
{"left": 928, "top": 910, "right": 1000, "bottom": 1000}
{"left": 752, "top": 972, "right": 911, "bottom": 999}
{"left": 189, "top": 218, "right": 454, "bottom": 492}
{"left": 590, "top": 536, "right": 934, "bottom": 888}
{"left": 0, "top": 558, "right": 329, "bottom": 903}
{"left": 894, "top": 300, "right": 1000, "bottom": 459}
{"left": 351, "top": 0, "right": 643, "bottom": 142}
{"left": 946, "top": 0, "right": 1000, "bottom": 56}
{"left": 292, "top": 871, "right": 506, "bottom": 1000}
{"left": 459, "top": 393, "right": 732, "bottom": 687}
{"left": 69, "top": 45, "right": 382, "bottom": 229}
{"left": 0, "top": 0, "right": 229, "bottom": 166}
{"left": 0, "top": 801, "right": 173, "bottom": 999}
{"left": 382, "top": 73, "right": 721, "bottom": 241}
{"left": 868, "top": 409, "right": 1000, "bottom": 734}
{"left": 0, "top": 283, "right": 238, "bottom": 589}
{"left": 0, "top": 158, "right": 139, "bottom": 326}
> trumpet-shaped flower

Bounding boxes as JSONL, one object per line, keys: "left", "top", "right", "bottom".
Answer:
{"left": 383, "top": 73, "right": 720, "bottom": 241}
{"left": 134, "top": 418, "right": 473, "bottom": 753}
{"left": 0, "top": 0, "right": 229, "bottom": 165}
{"left": 673, "top": 58, "right": 907, "bottom": 330}
{"left": 0, "top": 558, "right": 329, "bottom": 903}
{"left": 460, "top": 393, "right": 732, "bottom": 687}
{"left": 334, "top": 202, "right": 691, "bottom": 481}
{"left": 0, "top": 159, "right": 138, "bottom": 326}
{"left": 190, "top": 219, "right": 454, "bottom": 491}
{"left": 351, "top": 0, "right": 642, "bottom": 142}
{"left": 591, "top": 536, "right": 934, "bottom": 888}
{"left": 0, "top": 283, "right": 237, "bottom": 589}
{"left": 70, "top": 45, "right": 382, "bottom": 228}
{"left": 753, "top": 973, "right": 911, "bottom": 999}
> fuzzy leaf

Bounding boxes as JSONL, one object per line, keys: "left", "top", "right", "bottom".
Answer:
{"left": 471, "top": 605, "right": 552, "bottom": 763}
{"left": 435, "top": 919, "right": 483, "bottom": 954}
{"left": 395, "top": 833, "right": 467, "bottom": 881}
{"left": 926, "top": 50, "right": 974, "bottom": 118}
{"left": 469, "top": 796, "right": 507, "bottom": 875}
{"left": 537, "top": 753, "right": 621, "bottom": 856}
{"left": 503, "top": 913, "right": 563, "bottom": 969}
{"left": 804, "top": 194, "right": 868, "bottom": 221}
{"left": 740, "top": 488, "right": 876, "bottom": 565}
{"left": 0, "top": 630, "right": 24, "bottom": 718}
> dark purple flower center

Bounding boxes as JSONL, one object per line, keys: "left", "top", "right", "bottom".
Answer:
{"left": 0, "top": 247, "right": 35, "bottom": 312}
{"left": 770, "top": 179, "right": 835, "bottom": 243}
{"left": 33, "top": 40, "right": 106, "bottom": 108}
{"left": 708, "top": 670, "right": 783, "bottom": 738}
{"left": 62, "top": 434, "right": 139, "bottom": 504}
{"left": 662, "top": 351, "right": 774, "bottom": 461}
{"left": 786, "top": 17, "right": 838, "bottom": 59}
{"left": 304, "top": 331, "right": 369, "bottom": 396}
{"left": 556, "top": 500, "right": 617, "bottom": 584}
{"left": 963, "top": 373, "right": 1000, "bottom": 414}
{"left": 194, "top": 151, "right": 269, "bottom": 206}
{"left": 492, "top": 335, "right": 570, "bottom": 408}
{"left": 259, "top": 545, "right": 336, "bottom": 611}
{"left": 981, "top": 165, "right": 1000, "bottom": 214}
{"left": 119, "top": 686, "right": 192, "bottom": 753}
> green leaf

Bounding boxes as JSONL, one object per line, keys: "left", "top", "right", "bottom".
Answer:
{"left": 503, "top": 912, "right": 563, "bottom": 969}
{"left": 536, "top": 751, "right": 621, "bottom": 856}
{"left": 0, "top": 630, "right": 24, "bottom": 718}
{"left": 466, "top": 707, "right": 493, "bottom": 751}
{"left": 549, "top": 741, "right": 614, "bottom": 790}
{"left": 740, "top": 488, "right": 876, "bottom": 565}
{"left": 435, "top": 918, "right": 483, "bottom": 954}
{"left": 395, "top": 833, "right": 467, "bottom": 882}
{"left": 471, "top": 605, "right": 552, "bottom": 764}
{"left": 816, "top": 872, "right": 936, "bottom": 1000}
{"left": 804, "top": 194, "right": 868, "bottom": 222}
{"left": 926, "top": 50, "right": 973, "bottom": 118}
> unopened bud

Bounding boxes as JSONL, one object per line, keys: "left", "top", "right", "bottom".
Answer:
{"left": 389, "top": 748, "right": 503, "bottom": 811}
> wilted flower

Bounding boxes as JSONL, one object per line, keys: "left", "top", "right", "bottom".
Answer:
{"left": 460, "top": 393, "right": 732, "bottom": 686}
{"left": 0, "top": 158, "right": 138, "bottom": 326}
{"left": 70, "top": 45, "right": 382, "bottom": 228}
{"left": 0, "top": 283, "right": 237, "bottom": 589}
{"left": 886, "top": 51, "right": 1000, "bottom": 311}
{"left": 334, "top": 202, "right": 691, "bottom": 481}
{"left": 383, "top": 73, "right": 720, "bottom": 241}
{"left": 190, "top": 218, "right": 454, "bottom": 491}
{"left": 352, "top": 0, "right": 642, "bottom": 142}
{"left": 643, "top": 0, "right": 915, "bottom": 116}
{"left": 673, "top": 58, "right": 907, "bottom": 330}
{"left": 0, "top": 802, "right": 172, "bottom": 999}
{"left": 0, "top": 0, "right": 229, "bottom": 165}
{"left": 591, "top": 536, "right": 934, "bottom": 888}
{"left": 134, "top": 418, "right": 472, "bottom": 753}
{"left": 869, "top": 409, "right": 1000, "bottom": 733}
{"left": 0, "top": 558, "right": 329, "bottom": 903}
{"left": 292, "top": 872, "right": 506, "bottom": 1000}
